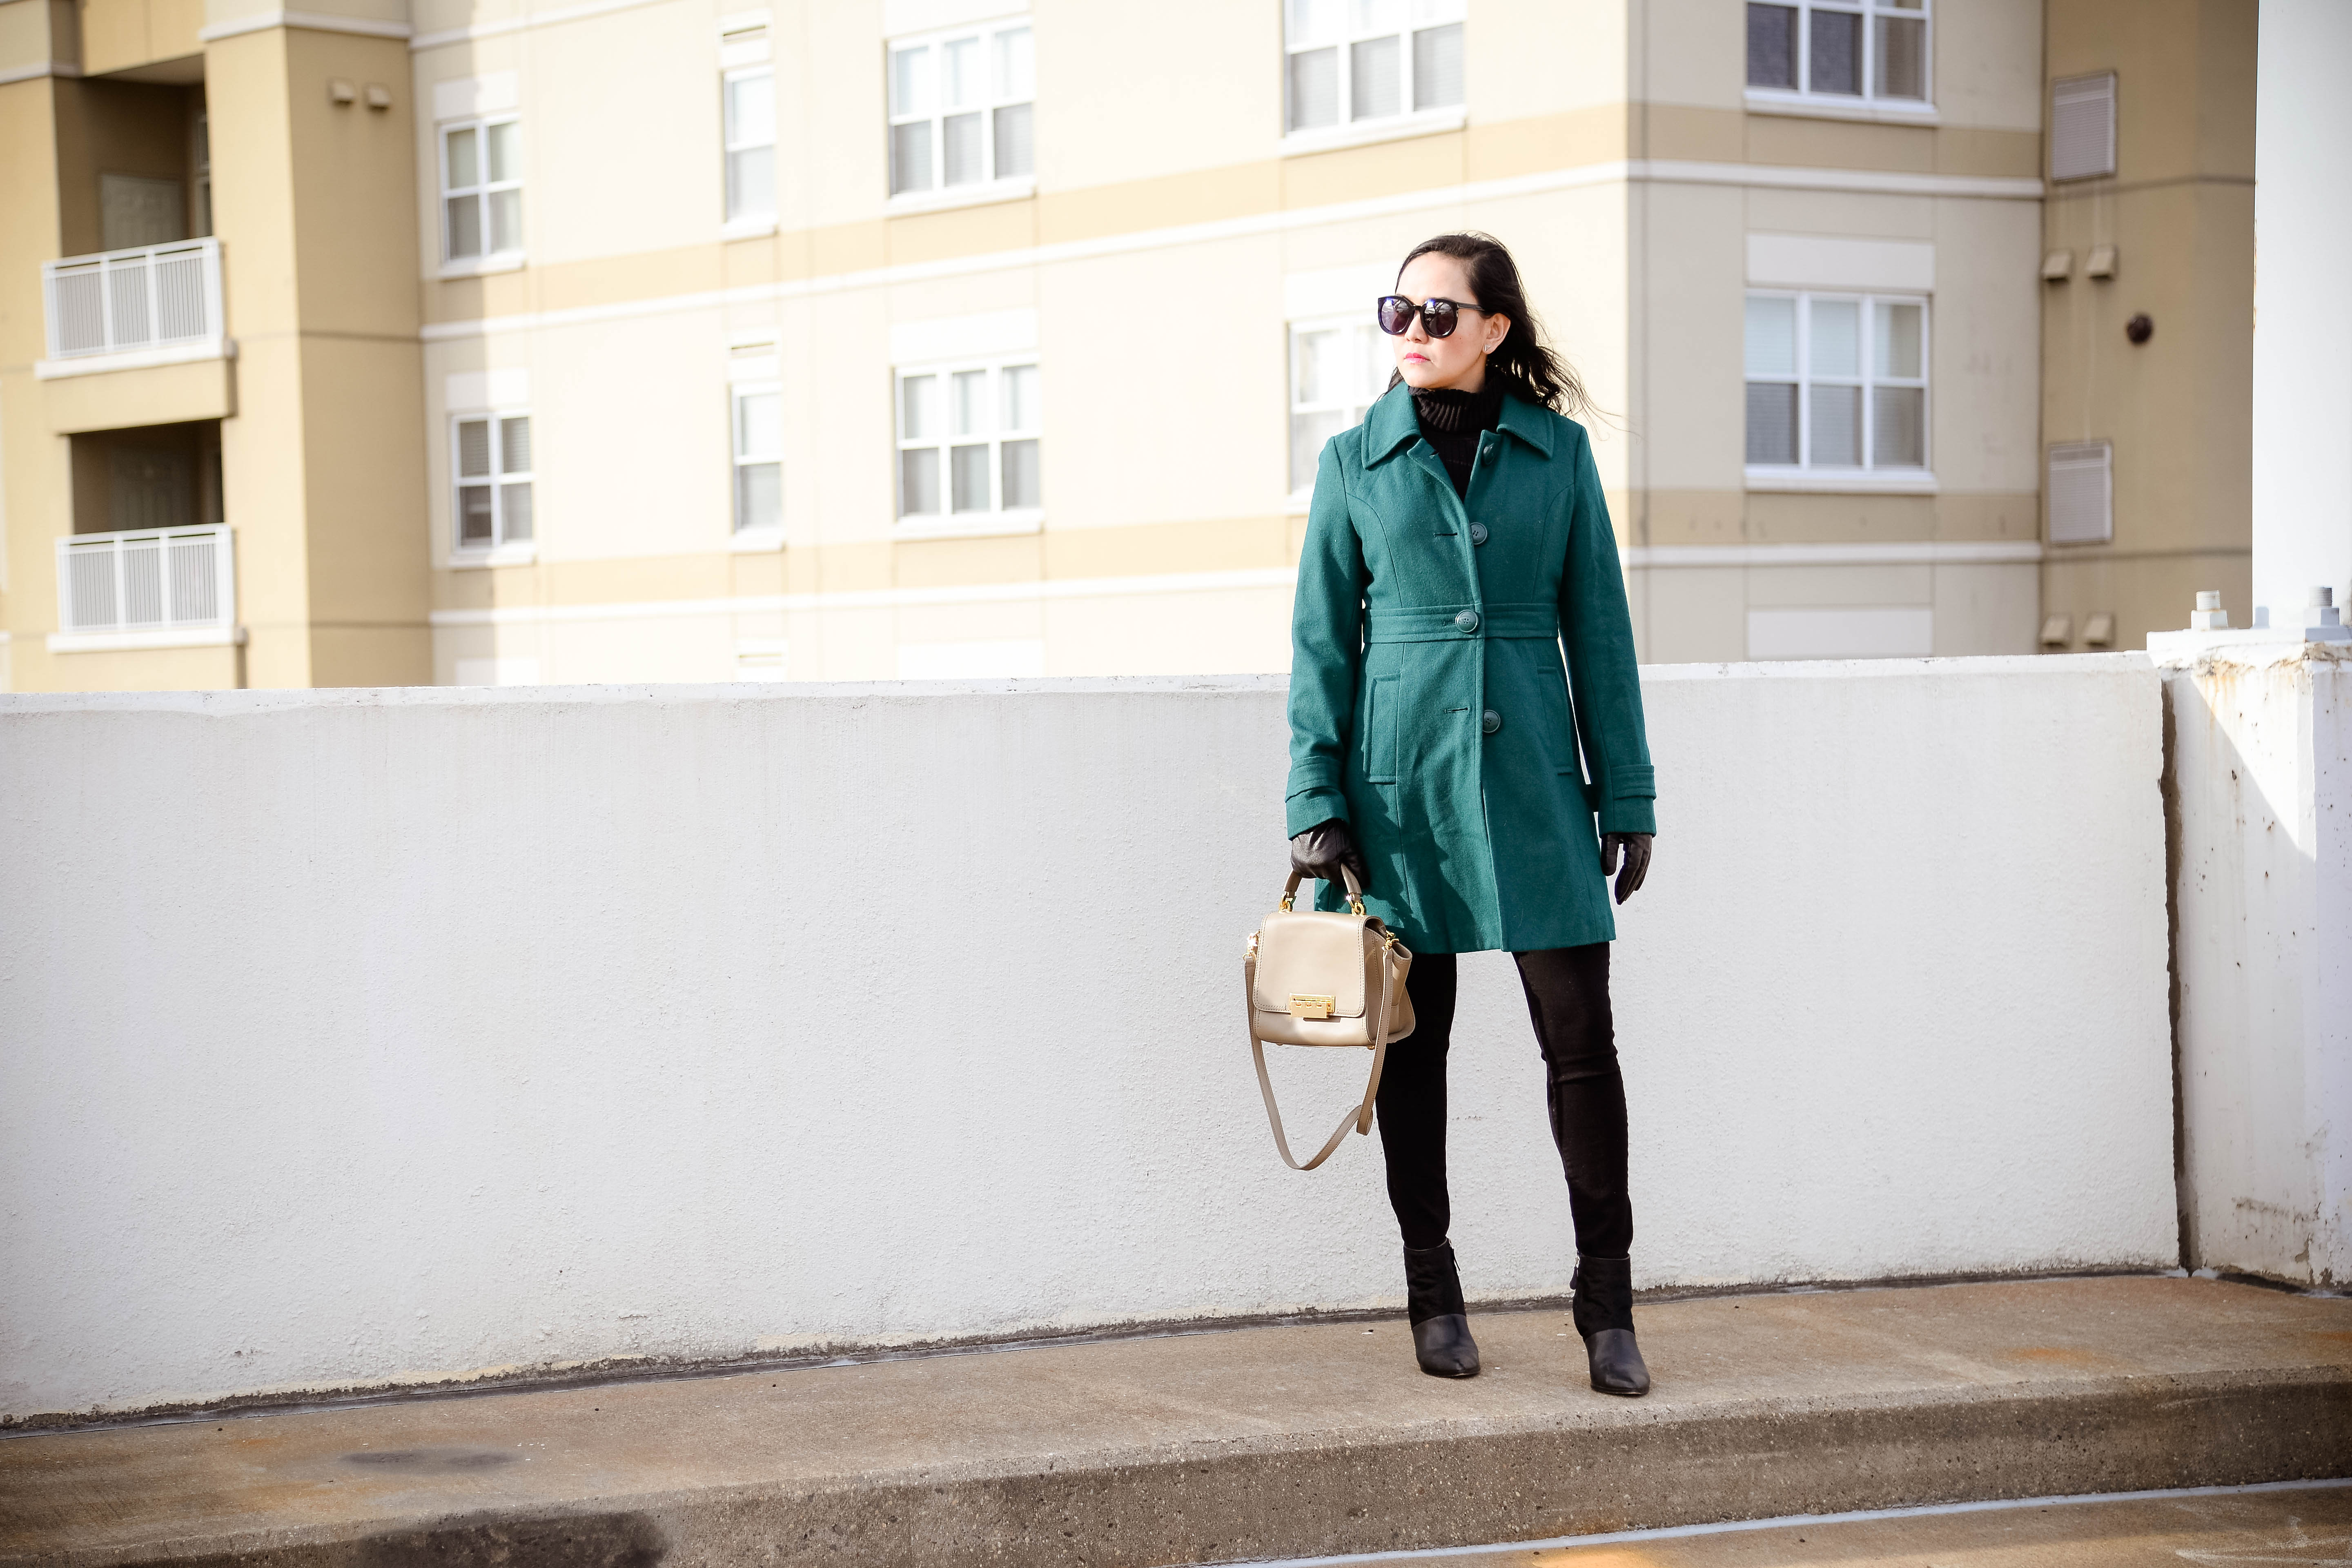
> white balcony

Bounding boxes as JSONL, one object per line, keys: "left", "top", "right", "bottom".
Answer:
{"left": 49, "top": 523, "right": 242, "bottom": 653}
{"left": 37, "top": 238, "right": 231, "bottom": 380}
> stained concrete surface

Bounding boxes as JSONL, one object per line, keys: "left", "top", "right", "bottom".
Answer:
{"left": 0, "top": 1277, "right": 2345, "bottom": 1567}
{"left": 1398, "top": 1482, "right": 2352, "bottom": 1566}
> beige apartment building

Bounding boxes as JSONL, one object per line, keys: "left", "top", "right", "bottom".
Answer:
{"left": 0, "top": 0, "right": 2252, "bottom": 690}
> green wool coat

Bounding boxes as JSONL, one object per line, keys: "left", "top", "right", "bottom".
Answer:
{"left": 1285, "top": 381, "right": 1656, "bottom": 955}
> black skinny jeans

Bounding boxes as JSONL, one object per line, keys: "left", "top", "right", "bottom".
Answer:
{"left": 1374, "top": 944, "right": 1633, "bottom": 1258}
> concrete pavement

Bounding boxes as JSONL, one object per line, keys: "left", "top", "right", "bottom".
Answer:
{"left": 1372, "top": 1481, "right": 2352, "bottom": 1566}
{"left": 0, "top": 1276, "right": 2345, "bottom": 1566}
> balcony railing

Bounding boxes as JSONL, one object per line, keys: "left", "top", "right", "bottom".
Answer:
{"left": 56, "top": 524, "right": 236, "bottom": 639}
{"left": 42, "top": 238, "right": 224, "bottom": 363}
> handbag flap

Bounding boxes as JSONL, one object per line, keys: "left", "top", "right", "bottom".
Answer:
{"left": 1251, "top": 909, "right": 1370, "bottom": 1019}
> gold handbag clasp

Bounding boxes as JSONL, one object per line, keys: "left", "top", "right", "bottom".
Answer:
{"left": 1288, "top": 994, "right": 1336, "bottom": 1020}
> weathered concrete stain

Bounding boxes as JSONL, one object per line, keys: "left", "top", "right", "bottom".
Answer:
{"left": 158, "top": 1513, "right": 667, "bottom": 1568}
{"left": 340, "top": 1449, "right": 521, "bottom": 1472}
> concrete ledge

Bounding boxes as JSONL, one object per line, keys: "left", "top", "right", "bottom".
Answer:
{"left": 2, "top": 1278, "right": 2344, "bottom": 1567}
{"left": 41, "top": 352, "right": 234, "bottom": 434}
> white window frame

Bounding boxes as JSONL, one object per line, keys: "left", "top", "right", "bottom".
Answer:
{"left": 439, "top": 114, "right": 525, "bottom": 274}
{"left": 893, "top": 357, "right": 1041, "bottom": 540}
{"left": 722, "top": 66, "right": 778, "bottom": 232}
{"left": 1286, "top": 312, "right": 1388, "bottom": 506}
{"left": 450, "top": 409, "right": 536, "bottom": 563}
{"left": 1282, "top": 0, "right": 1467, "bottom": 154}
{"left": 732, "top": 381, "right": 783, "bottom": 540}
{"left": 885, "top": 18, "right": 1036, "bottom": 214}
{"left": 1743, "top": 0, "right": 1934, "bottom": 120}
{"left": 1743, "top": 290, "right": 1932, "bottom": 487}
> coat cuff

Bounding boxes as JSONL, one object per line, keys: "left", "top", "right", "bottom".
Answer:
{"left": 1599, "top": 800, "right": 1657, "bottom": 837}
{"left": 1599, "top": 763, "right": 1656, "bottom": 836}
{"left": 1285, "top": 786, "right": 1350, "bottom": 838}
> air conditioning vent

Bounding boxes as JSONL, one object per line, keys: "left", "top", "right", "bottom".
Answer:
{"left": 2048, "top": 440, "right": 2114, "bottom": 545}
{"left": 2051, "top": 72, "right": 2117, "bottom": 181}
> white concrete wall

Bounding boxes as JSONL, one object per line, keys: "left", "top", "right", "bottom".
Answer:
{"left": 0, "top": 658, "right": 2176, "bottom": 1423}
{"left": 2160, "top": 644, "right": 2351, "bottom": 1286}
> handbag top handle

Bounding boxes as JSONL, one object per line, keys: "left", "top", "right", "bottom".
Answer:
{"left": 1281, "top": 863, "right": 1365, "bottom": 915}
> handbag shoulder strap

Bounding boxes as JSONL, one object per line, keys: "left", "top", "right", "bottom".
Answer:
{"left": 1244, "top": 940, "right": 1401, "bottom": 1172}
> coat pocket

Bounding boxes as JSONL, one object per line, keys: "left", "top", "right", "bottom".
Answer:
{"left": 1364, "top": 675, "right": 1400, "bottom": 784}
{"left": 1539, "top": 669, "right": 1594, "bottom": 804}
{"left": 1538, "top": 669, "right": 1579, "bottom": 773}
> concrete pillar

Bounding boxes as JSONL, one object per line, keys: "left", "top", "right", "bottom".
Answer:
{"left": 2154, "top": 644, "right": 2348, "bottom": 1287}
{"left": 2147, "top": 0, "right": 2352, "bottom": 1291}
{"left": 2249, "top": 0, "right": 2352, "bottom": 630}
{"left": 0, "top": 63, "right": 71, "bottom": 695}
{"left": 205, "top": 12, "right": 429, "bottom": 689}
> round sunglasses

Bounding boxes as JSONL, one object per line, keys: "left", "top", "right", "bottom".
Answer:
{"left": 1376, "top": 294, "right": 1488, "bottom": 339}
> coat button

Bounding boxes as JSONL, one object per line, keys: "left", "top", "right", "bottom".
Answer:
{"left": 1454, "top": 610, "right": 1480, "bottom": 633}
{"left": 1481, "top": 708, "right": 1502, "bottom": 735}
{"left": 1469, "top": 523, "right": 1490, "bottom": 545}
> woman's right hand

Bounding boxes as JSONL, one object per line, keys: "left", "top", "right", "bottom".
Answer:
{"left": 1289, "top": 819, "right": 1370, "bottom": 889}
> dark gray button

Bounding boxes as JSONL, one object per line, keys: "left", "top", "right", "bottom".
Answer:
{"left": 1454, "top": 610, "right": 1480, "bottom": 633}
{"left": 1481, "top": 708, "right": 1502, "bottom": 735}
{"left": 1469, "top": 523, "right": 1490, "bottom": 546}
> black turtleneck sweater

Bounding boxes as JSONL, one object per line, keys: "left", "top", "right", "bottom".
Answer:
{"left": 1412, "top": 382, "right": 1504, "bottom": 498}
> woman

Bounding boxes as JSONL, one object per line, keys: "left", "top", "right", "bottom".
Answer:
{"left": 1286, "top": 232, "right": 1656, "bottom": 1396}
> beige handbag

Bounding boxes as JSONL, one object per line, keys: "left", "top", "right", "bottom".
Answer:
{"left": 1244, "top": 866, "right": 1416, "bottom": 1171}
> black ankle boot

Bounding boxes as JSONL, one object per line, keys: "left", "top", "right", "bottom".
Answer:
{"left": 1403, "top": 1242, "right": 1480, "bottom": 1378}
{"left": 1570, "top": 1255, "right": 1649, "bottom": 1396}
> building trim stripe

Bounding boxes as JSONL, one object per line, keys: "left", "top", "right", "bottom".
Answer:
{"left": 427, "top": 543, "right": 2045, "bottom": 628}
{"left": 421, "top": 160, "right": 2041, "bottom": 344}
{"left": 427, "top": 566, "right": 1302, "bottom": 627}
{"left": 198, "top": 9, "right": 415, "bottom": 40}
{"left": 1653, "top": 160, "right": 2040, "bottom": 199}
{"left": 1624, "top": 542, "right": 2045, "bottom": 568}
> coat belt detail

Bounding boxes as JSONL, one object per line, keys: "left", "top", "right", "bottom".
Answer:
{"left": 1364, "top": 604, "right": 1560, "bottom": 643}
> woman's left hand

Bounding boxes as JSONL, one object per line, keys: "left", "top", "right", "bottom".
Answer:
{"left": 1600, "top": 833, "right": 1652, "bottom": 906}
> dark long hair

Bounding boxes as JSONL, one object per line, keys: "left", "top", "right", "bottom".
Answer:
{"left": 1387, "top": 232, "right": 1593, "bottom": 419}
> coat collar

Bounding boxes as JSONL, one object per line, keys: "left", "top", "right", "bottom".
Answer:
{"left": 1363, "top": 379, "right": 1556, "bottom": 466}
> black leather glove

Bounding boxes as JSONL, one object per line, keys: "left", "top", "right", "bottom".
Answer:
{"left": 1600, "top": 833, "right": 1652, "bottom": 906}
{"left": 1290, "top": 818, "right": 1370, "bottom": 890}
